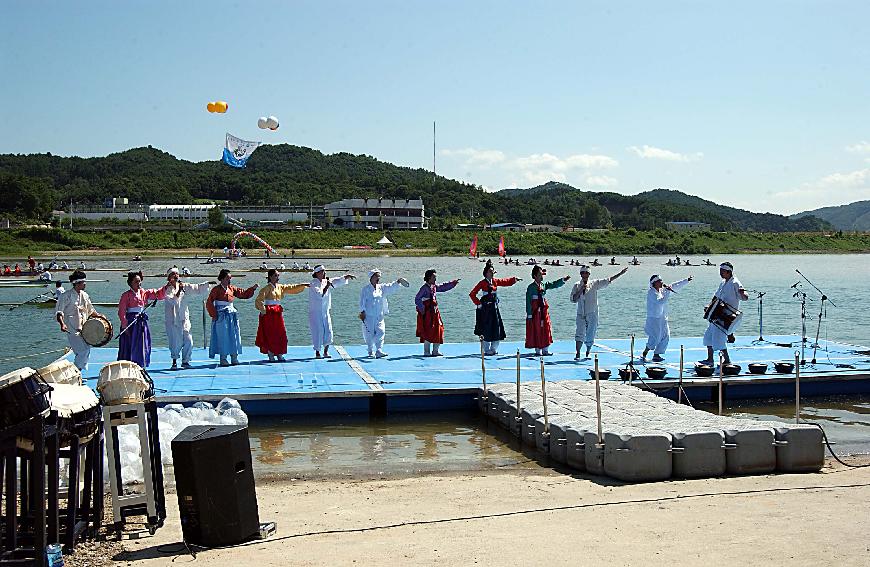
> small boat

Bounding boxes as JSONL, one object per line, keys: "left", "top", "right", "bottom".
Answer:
{"left": 0, "top": 282, "right": 50, "bottom": 288}
{"left": 0, "top": 299, "right": 118, "bottom": 309}
{"left": 137, "top": 273, "right": 244, "bottom": 279}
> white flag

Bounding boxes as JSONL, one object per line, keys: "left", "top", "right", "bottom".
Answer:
{"left": 222, "top": 132, "right": 261, "bottom": 168}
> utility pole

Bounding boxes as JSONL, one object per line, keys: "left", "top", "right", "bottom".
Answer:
{"left": 433, "top": 120, "right": 436, "bottom": 184}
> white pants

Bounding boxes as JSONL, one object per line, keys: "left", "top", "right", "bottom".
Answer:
{"left": 483, "top": 340, "right": 500, "bottom": 354}
{"left": 362, "top": 318, "right": 386, "bottom": 355}
{"left": 167, "top": 324, "right": 193, "bottom": 364}
{"left": 68, "top": 333, "right": 91, "bottom": 370}
{"left": 644, "top": 317, "right": 670, "bottom": 355}
{"left": 574, "top": 312, "right": 599, "bottom": 348}
{"left": 309, "top": 312, "right": 334, "bottom": 352}
{"left": 703, "top": 323, "right": 728, "bottom": 351}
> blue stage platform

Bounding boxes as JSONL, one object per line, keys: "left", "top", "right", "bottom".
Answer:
{"left": 78, "top": 335, "right": 870, "bottom": 416}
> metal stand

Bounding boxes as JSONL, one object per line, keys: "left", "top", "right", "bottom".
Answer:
{"left": 103, "top": 400, "right": 165, "bottom": 537}
{"left": 795, "top": 269, "right": 836, "bottom": 365}
{"left": 793, "top": 290, "right": 808, "bottom": 364}
{"left": 747, "top": 290, "right": 766, "bottom": 342}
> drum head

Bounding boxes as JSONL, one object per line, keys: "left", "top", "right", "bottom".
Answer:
{"left": 50, "top": 384, "right": 99, "bottom": 414}
{"left": 0, "top": 367, "right": 37, "bottom": 388}
{"left": 82, "top": 316, "right": 112, "bottom": 347}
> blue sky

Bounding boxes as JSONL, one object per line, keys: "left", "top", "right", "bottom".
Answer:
{"left": 2, "top": 1, "right": 868, "bottom": 214}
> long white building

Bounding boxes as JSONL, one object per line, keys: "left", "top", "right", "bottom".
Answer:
{"left": 323, "top": 198, "right": 427, "bottom": 229}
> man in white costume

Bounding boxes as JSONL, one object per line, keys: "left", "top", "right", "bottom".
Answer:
{"left": 163, "top": 268, "right": 212, "bottom": 370}
{"left": 359, "top": 269, "right": 409, "bottom": 358}
{"left": 699, "top": 261, "right": 748, "bottom": 366}
{"left": 569, "top": 264, "right": 628, "bottom": 360}
{"left": 641, "top": 274, "right": 692, "bottom": 362}
{"left": 308, "top": 265, "right": 355, "bottom": 358}
{"left": 55, "top": 270, "right": 103, "bottom": 370}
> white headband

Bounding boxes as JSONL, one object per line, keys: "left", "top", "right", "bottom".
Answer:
{"left": 579, "top": 265, "right": 591, "bottom": 273}
{"left": 312, "top": 264, "right": 325, "bottom": 275}
{"left": 719, "top": 263, "right": 733, "bottom": 271}
{"left": 369, "top": 269, "right": 381, "bottom": 278}
{"left": 650, "top": 275, "right": 662, "bottom": 286}
{"left": 71, "top": 278, "right": 86, "bottom": 284}
{"left": 167, "top": 268, "right": 179, "bottom": 276}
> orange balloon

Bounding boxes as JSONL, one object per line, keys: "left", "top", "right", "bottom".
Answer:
{"left": 215, "top": 101, "right": 228, "bottom": 113}
{"left": 206, "top": 102, "right": 216, "bottom": 113}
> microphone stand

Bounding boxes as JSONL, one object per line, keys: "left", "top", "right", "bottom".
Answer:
{"left": 746, "top": 290, "right": 766, "bottom": 343}
{"left": 792, "top": 288, "right": 808, "bottom": 365}
{"left": 795, "top": 269, "right": 836, "bottom": 365}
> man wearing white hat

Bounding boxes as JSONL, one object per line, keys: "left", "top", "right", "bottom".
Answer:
{"left": 55, "top": 270, "right": 103, "bottom": 370}
{"left": 569, "top": 264, "right": 628, "bottom": 360}
{"left": 308, "top": 265, "right": 355, "bottom": 358}
{"left": 359, "top": 269, "right": 409, "bottom": 358}
{"left": 699, "top": 261, "right": 748, "bottom": 366}
{"left": 164, "top": 268, "right": 213, "bottom": 370}
{"left": 642, "top": 273, "right": 692, "bottom": 362}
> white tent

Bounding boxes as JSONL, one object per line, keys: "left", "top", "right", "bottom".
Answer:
{"left": 376, "top": 234, "right": 393, "bottom": 246}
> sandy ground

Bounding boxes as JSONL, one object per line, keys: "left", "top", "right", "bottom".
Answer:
{"left": 111, "top": 458, "right": 870, "bottom": 567}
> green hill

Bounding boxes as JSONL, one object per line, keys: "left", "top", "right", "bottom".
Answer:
{"left": 0, "top": 145, "right": 829, "bottom": 232}
{"left": 791, "top": 200, "right": 870, "bottom": 231}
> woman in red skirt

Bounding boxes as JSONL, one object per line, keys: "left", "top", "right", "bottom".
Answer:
{"left": 254, "top": 269, "right": 308, "bottom": 362}
{"left": 525, "top": 265, "right": 570, "bottom": 356}
{"left": 415, "top": 269, "right": 460, "bottom": 356}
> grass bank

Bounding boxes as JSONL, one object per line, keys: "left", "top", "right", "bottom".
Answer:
{"left": 1, "top": 227, "right": 868, "bottom": 256}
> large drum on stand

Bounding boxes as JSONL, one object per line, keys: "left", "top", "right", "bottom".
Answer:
{"left": 97, "top": 361, "right": 153, "bottom": 405}
{"left": 50, "top": 384, "right": 102, "bottom": 447}
{"left": 0, "top": 367, "right": 52, "bottom": 431}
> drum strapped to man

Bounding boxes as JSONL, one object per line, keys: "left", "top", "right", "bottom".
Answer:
{"left": 81, "top": 313, "right": 113, "bottom": 347}
{"left": 0, "top": 367, "right": 53, "bottom": 432}
{"left": 703, "top": 297, "right": 743, "bottom": 334}
{"left": 97, "top": 360, "right": 153, "bottom": 406}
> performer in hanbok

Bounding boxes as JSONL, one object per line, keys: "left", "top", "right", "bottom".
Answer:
{"left": 525, "top": 266, "right": 570, "bottom": 356}
{"left": 308, "top": 265, "right": 355, "bottom": 358}
{"left": 255, "top": 269, "right": 307, "bottom": 362}
{"left": 359, "top": 269, "right": 409, "bottom": 358}
{"left": 415, "top": 269, "right": 460, "bottom": 356}
{"left": 569, "top": 264, "right": 628, "bottom": 360}
{"left": 206, "top": 269, "right": 258, "bottom": 367}
{"left": 164, "top": 268, "right": 212, "bottom": 370}
{"left": 699, "top": 262, "right": 747, "bottom": 366}
{"left": 641, "top": 274, "right": 692, "bottom": 362}
{"left": 469, "top": 260, "right": 521, "bottom": 356}
{"left": 55, "top": 270, "right": 102, "bottom": 370}
{"left": 117, "top": 271, "right": 169, "bottom": 368}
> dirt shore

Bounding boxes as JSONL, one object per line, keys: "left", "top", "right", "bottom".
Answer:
{"left": 113, "top": 457, "right": 870, "bottom": 567}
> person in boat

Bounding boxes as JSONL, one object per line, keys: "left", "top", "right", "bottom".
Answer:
{"left": 133, "top": 255, "right": 142, "bottom": 262}
{"left": 79, "top": 261, "right": 87, "bottom": 270}
{"left": 591, "top": 258, "right": 602, "bottom": 267}
{"left": 685, "top": 259, "right": 692, "bottom": 266}
{"left": 570, "top": 264, "right": 628, "bottom": 360}
{"left": 260, "top": 261, "right": 268, "bottom": 270}
{"left": 641, "top": 274, "right": 692, "bottom": 362}
{"left": 308, "top": 265, "right": 355, "bottom": 358}
{"left": 699, "top": 262, "right": 748, "bottom": 366}
{"left": 292, "top": 261, "right": 300, "bottom": 269}
{"left": 359, "top": 269, "right": 409, "bottom": 358}
{"left": 526, "top": 265, "right": 570, "bottom": 356}
{"left": 279, "top": 262, "right": 286, "bottom": 270}
{"left": 48, "top": 260, "right": 58, "bottom": 270}
{"left": 469, "top": 260, "right": 521, "bottom": 356}
{"left": 27, "top": 256, "right": 36, "bottom": 273}
{"left": 55, "top": 270, "right": 103, "bottom": 370}
{"left": 255, "top": 269, "right": 307, "bottom": 362}
{"left": 37, "top": 262, "right": 45, "bottom": 272}
{"left": 610, "top": 257, "right": 617, "bottom": 265}
{"left": 13, "top": 264, "right": 21, "bottom": 276}
{"left": 38, "top": 270, "right": 52, "bottom": 281}
{"left": 666, "top": 259, "right": 674, "bottom": 266}
{"left": 631, "top": 256, "right": 640, "bottom": 265}
{"left": 303, "top": 262, "right": 312, "bottom": 270}
{"left": 164, "top": 268, "right": 212, "bottom": 370}
{"left": 415, "top": 269, "right": 460, "bottom": 357}
{"left": 117, "top": 271, "right": 169, "bottom": 368}
{"left": 544, "top": 259, "right": 550, "bottom": 265}
{"left": 61, "top": 261, "right": 69, "bottom": 270}
{"left": 675, "top": 255, "right": 681, "bottom": 265}
{"left": 206, "top": 269, "right": 259, "bottom": 367}
{"left": 181, "top": 266, "right": 191, "bottom": 276}
{"left": 704, "top": 259, "right": 713, "bottom": 266}
{"left": 53, "top": 281, "right": 65, "bottom": 300}
{"left": 2, "top": 265, "right": 11, "bottom": 275}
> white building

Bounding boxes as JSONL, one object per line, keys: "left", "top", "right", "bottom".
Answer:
{"left": 148, "top": 204, "right": 215, "bottom": 221}
{"left": 323, "top": 198, "right": 427, "bottom": 229}
{"left": 666, "top": 221, "right": 711, "bottom": 231}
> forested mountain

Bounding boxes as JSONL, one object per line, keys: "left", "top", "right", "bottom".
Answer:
{"left": 0, "top": 145, "right": 829, "bottom": 232}
{"left": 791, "top": 200, "right": 870, "bottom": 231}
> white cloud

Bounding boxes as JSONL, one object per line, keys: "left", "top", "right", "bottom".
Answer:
{"left": 845, "top": 141, "right": 870, "bottom": 154}
{"left": 628, "top": 145, "right": 703, "bottom": 162}
{"left": 585, "top": 175, "right": 618, "bottom": 187}
{"left": 817, "top": 168, "right": 870, "bottom": 188}
{"left": 439, "top": 147, "right": 505, "bottom": 167}
{"left": 769, "top": 168, "right": 870, "bottom": 212}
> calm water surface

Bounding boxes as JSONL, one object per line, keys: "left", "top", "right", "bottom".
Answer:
{"left": 1, "top": 253, "right": 868, "bottom": 472}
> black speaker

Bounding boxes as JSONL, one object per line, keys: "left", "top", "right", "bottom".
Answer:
{"left": 171, "top": 424, "right": 260, "bottom": 547}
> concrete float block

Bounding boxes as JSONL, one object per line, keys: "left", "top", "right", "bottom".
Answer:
{"left": 603, "top": 430, "right": 674, "bottom": 482}
{"left": 723, "top": 426, "right": 777, "bottom": 475}
{"left": 670, "top": 429, "right": 727, "bottom": 478}
{"left": 584, "top": 431, "right": 606, "bottom": 475}
{"left": 564, "top": 422, "right": 594, "bottom": 471}
{"left": 520, "top": 408, "right": 542, "bottom": 447}
{"left": 759, "top": 422, "right": 825, "bottom": 473}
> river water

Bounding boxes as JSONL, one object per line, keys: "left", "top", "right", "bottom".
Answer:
{"left": 1, "top": 253, "right": 868, "bottom": 473}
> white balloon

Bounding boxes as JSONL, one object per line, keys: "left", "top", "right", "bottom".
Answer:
{"left": 257, "top": 117, "right": 268, "bottom": 129}
{"left": 266, "top": 116, "right": 279, "bottom": 129}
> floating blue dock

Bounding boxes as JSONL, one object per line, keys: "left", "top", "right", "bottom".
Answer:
{"left": 77, "top": 335, "right": 870, "bottom": 416}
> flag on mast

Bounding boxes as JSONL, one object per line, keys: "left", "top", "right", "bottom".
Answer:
{"left": 469, "top": 234, "right": 478, "bottom": 258}
{"left": 498, "top": 235, "right": 505, "bottom": 257}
